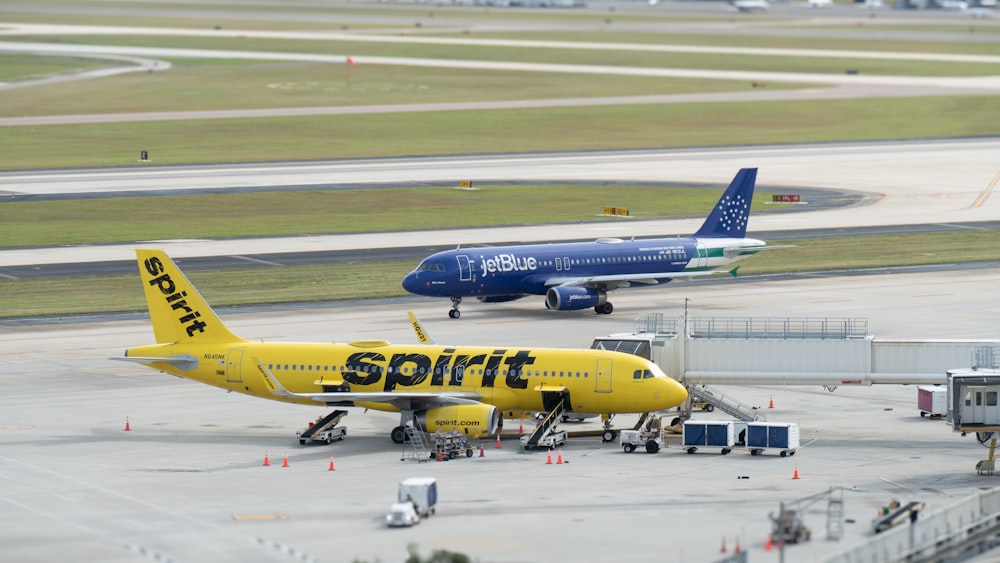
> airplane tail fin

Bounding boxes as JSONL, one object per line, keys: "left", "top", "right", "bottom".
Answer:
{"left": 135, "top": 249, "right": 244, "bottom": 344}
{"left": 692, "top": 168, "right": 757, "bottom": 239}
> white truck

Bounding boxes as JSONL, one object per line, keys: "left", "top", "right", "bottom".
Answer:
{"left": 619, "top": 429, "right": 665, "bottom": 453}
{"left": 398, "top": 477, "right": 438, "bottom": 518}
{"left": 296, "top": 424, "right": 346, "bottom": 445}
{"left": 519, "top": 429, "right": 567, "bottom": 449}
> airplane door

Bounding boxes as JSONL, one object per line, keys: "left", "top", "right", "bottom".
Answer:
{"left": 694, "top": 242, "right": 708, "bottom": 269}
{"left": 456, "top": 255, "right": 473, "bottom": 282}
{"left": 595, "top": 358, "right": 612, "bottom": 393}
{"left": 226, "top": 348, "right": 244, "bottom": 383}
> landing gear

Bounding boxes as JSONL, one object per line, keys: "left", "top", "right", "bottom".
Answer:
{"left": 594, "top": 302, "right": 614, "bottom": 315}
{"left": 448, "top": 296, "right": 462, "bottom": 319}
{"left": 600, "top": 414, "right": 618, "bottom": 442}
{"left": 391, "top": 426, "right": 408, "bottom": 444}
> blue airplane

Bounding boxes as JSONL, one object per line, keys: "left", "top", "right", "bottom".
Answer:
{"left": 402, "top": 168, "right": 771, "bottom": 318}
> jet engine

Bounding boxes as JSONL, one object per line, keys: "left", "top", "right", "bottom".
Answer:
{"left": 545, "top": 286, "right": 607, "bottom": 311}
{"left": 416, "top": 405, "right": 500, "bottom": 438}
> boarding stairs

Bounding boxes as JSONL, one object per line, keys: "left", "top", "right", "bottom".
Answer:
{"left": 402, "top": 418, "right": 432, "bottom": 463}
{"left": 523, "top": 397, "right": 567, "bottom": 449}
{"left": 689, "top": 385, "right": 766, "bottom": 422}
{"left": 298, "top": 409, "right": 348, "bottom": 441}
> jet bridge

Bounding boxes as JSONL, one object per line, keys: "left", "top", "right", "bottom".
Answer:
{"left": 592, "top": 314, "right": 1000, "bottom": 389}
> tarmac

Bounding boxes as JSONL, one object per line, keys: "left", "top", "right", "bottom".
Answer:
{"left": 3, "top": 266, "right": 999, "bottom": 563}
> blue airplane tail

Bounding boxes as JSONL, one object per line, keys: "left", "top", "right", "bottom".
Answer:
{"left": 692, "top": 168, "right": 757, "bottom": 239}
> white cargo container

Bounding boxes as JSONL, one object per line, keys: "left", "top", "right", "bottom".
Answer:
{"left": 682, "top": 420, "right": 736, "bottom": 455}
{"left": 398, "top": 477, "right": 438, "bottom": 518}
{"left": 746, "top": 422, "right": 799, "bottom": 457}
{"left": 917, "top": 386, "right": 947, "bottom": 418}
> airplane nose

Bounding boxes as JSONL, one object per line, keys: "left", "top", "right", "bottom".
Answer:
{"left": 659, "top": 376, "right": 688, "bottom": 409}
{"left": 402, "top": 273, "right": 418, "bottom": 292}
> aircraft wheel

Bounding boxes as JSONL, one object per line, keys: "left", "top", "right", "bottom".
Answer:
{"left": 391, "top": 426, "right": 407, "bottom": 444}
{"left": 601, "top": 429, "right": 617, "bottom": 442}
{"left": 448, "top": 309, "right": 461, "bottom": 319}
{"left": 604, "top": 303, "right": 614, "bottom": 314}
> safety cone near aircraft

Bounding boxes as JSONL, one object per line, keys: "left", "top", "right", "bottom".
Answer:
{"left": 263, "top": 450, "right": 270, "bottom": 467}
{"left": 328, "top": 456, "right": 336, "bottom": 471}
{"left": 115, "top": 250, "right": 688, "bottom": 446}
{"left": 124, "top": 416, "right": 131, "bottom": 431}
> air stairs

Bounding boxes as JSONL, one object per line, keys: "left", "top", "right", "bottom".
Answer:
{"left": 402, "top": 418, "right": 432, "bottom": 463}
{"left": 523, "top": 398, "right": 568, "bottom": 449}
{"left": 689, "top": 385, "right": 766, "bottom": 422}
{"left": 297, "top": 409, "right": 348, "bottom": 441}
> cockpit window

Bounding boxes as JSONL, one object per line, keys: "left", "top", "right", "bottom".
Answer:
{"left": 417, "top": 262, "right": 446, "bottom": 273}
{"left": 633, "top": 369, "right": 655, "bottom": 380}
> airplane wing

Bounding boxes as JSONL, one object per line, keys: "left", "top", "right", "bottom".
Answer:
{"left": 255, "top": 359, "right": 482, "bottom": 410}
{"left": 543, "top": 267, "right": 741, "bottom": 289}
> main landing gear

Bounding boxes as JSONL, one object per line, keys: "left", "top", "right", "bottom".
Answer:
{"left": 594, "top": 302, "right": 614, "bottom": 315}
{"left": 448, "top": 296, "right": 462, "bottom": 319}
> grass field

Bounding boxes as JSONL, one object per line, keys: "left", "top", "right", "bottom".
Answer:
{"left": 2, "top": 0, "right": 998, "bottom": 318}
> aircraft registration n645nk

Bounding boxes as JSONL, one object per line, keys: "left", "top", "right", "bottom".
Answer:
{"left": 116, "top": 249, "right": 688, "bottom": 444}
{"left": 403, "top": 168, "right": 775, "bottom": 318}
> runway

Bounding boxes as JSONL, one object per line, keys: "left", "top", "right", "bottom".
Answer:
{"left": 2, "top": 265, "right": 999, "bottom": 563}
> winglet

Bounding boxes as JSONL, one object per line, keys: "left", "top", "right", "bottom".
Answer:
{"left": 729, "top": 266, "right": 740, "bottom": 278}
{"left": 407, "top": 311, "right": 436, "bottom": 345}
{"left": 692, "top": 168, "right": 757, "bottom": 239}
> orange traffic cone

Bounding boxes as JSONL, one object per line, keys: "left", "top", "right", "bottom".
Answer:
{"left": 765, "top": 534, "right": 773, "bottom": 551}
{"left": 556, "top": 449, "right": 563, "bottom": 464}
{"left": 519, "top": 420, "right": 524, "bottom": 435}
{"left": 263, "top": 450, "right": 270, "bottom": 466}
{"left": 793, "top": 464, "right": 800, "bottom": 479}
{"left": 479, "top": 445, "right": 485, "bottom": 457}
{"left": 495, "top": 434, "right": 502, "bottom": 449}
{"left": 720, "top": 536, "right": 726, "bottom": 553}
{"left": 282, "top": 452, "right": 289, "bottom": 467}
{"left": 124, "top": 416, "right": 131, "bottom": 431}
{"left": 546, "top": 449, "right": 553, "bottom": 464}
{"left": 437, "top": 450, "right": 444, "bottom": 462}
{"left": 328, "top": 456, "right": 336, "bottom": 471}
{"left": 769, "top": 395, "right": 775, "bottom": 409}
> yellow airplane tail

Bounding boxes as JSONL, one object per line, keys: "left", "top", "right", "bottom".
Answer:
{"left": 135, "top": 249, "right": 244, "bottom": 344}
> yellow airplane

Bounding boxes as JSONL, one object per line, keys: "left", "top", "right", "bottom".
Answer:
{"left": 117, "top": 249, "right": 688, "bottom": 443}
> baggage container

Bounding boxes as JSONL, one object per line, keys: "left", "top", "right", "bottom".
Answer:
{"left": 746, "top": 422, "right": 799, "bottom": 456}
{"left": 917, "top": 386, "right": 947, "bottom": 418}
{"left": 682, "top": 420, "right": 736, "bottom": 455}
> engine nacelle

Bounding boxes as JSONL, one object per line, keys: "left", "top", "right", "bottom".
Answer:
{"left": 416, "top": 405, "right": 500, "bottom": 438}
{"left": 545, "top": 286, "right": 607, "bottom": 311}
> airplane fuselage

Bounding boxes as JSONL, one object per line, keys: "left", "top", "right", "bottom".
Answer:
{"left": 403, "top": 236, "right": 764, "bottom": 300}
{"left": 126, "top": 340, "right": 683, "bottom": 416}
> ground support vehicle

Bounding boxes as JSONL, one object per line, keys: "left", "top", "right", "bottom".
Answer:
{"left": 429, "top": 430, "right": 475, "bottom": 460}
{"left": 398, "top": 477, "right": 438, "bottom": 518}
{"left": 619, "top": 429, "right": 666, "bottom": 453}
{"left": 917, "top": 385, "right": 947, "bottom": 418}
{"left": 385, "top": 503, "right": 420, "bottom": 527}
{"left": 520, "top": 429, "right": 567, "bottom": 450}
{"left": 682, "top": 420, "right": 739, "bottom": 454}
{"left": 746, "top": 422, "right": 799, "bottom": 457}
{"left": 296, "top": 410, "right": 347, "bottom": 444}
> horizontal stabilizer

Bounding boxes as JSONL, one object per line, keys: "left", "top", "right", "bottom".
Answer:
{"left": 113, "top": 354, "right": 198, "bottom": 371}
